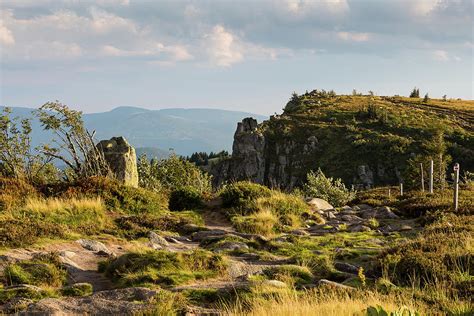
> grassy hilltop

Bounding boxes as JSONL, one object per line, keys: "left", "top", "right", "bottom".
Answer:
{"left": 257, "top": 91, "right": 474, "bottom": 188}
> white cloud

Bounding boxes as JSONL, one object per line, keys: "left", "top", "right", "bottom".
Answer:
{"left": 337, "top": 31, "right": 370, "bottom": 42}
{"left": 432, "top": 49, "right": 449, "bottom": 61}
{"left": 432, "top": 49, "right": 461, "bottom": 62}
{"left": 0, "top": 22, "right": 15, "bottom": 46}
{"left": 205, "top": 25, "right": 243, "bottom": 67}
{"left": 89, "top": 7, "right": 137, "bottom": 34}
{"left": 411, "top": 0, "right": 440, "bottom": 16}
{"left": 284, "top": 0, "right": 349, "bottom": 16}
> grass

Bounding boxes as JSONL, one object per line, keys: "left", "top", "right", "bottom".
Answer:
{"left": 223, "top": 287, "right": 426, "bottom": 316}
{"left": 49, "top": 176, "right": 169, "bottom": 215}
{"left": 223, "top": 183, "right": 322, "bottom": 236}
{"left": 376, "top": 212, "right": 473, "bottom": 313}
{"left": 232, "top": 208, "right": 278, "bottom": 236}
{"left": 353, "top": 186, "right": 474, "bottom": 217}
{"left": 99, "top": 249, "right": 228, "bottom": 288}
{"left": 3, "top": 253, "right": 67, "bottom": 288}
{"left": 0, "top": 196, "right": 111, "bottom": 248}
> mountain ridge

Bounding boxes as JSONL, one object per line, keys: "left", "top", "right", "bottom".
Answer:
{"left": 1, "top": 105, "right": 267, "bottom": 156}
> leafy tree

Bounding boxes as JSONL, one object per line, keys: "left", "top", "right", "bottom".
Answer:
{"left": 303, "top": 168, "right": 356, "bottom": 207}
{"left": 409, "top": 87, "right": 420, "bottom": 98}
{"left": 34, "top": 102, "right": 110, "bottom": 181}
{"left": 442, "top": 95, "right": 447, "bottom": 101}
{"left": 137, "top": 154, "right": 212, "bottom": 193}
{"left": 0, "top": 107, "right": 52, "bottom": 180}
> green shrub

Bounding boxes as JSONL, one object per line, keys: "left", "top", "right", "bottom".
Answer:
{"left": 169, "top": 186, "right": 203, "bottom": 211}
{"left": 3, "top": 253, "right": 67, "bottom": 287}
{"left": 220, "top": 181, "right": 272, "bottom": 210}
{"left": 303, "top": 169, "right": 356, "bottom": 207}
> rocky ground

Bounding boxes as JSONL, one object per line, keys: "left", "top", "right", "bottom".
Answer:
{"left": 0, "top": 200, "right": 418, "bottom": 315}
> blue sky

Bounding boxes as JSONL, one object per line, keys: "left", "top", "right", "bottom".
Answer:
{"left": 0, "top": 0, "right": 472, "bottom": 115}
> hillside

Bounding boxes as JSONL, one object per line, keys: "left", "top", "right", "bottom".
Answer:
{"left": 2, "top": 106, "right": 267, "bottom": 156}
{"left": 211, "top": 92, "right": 474, "bottom": 189}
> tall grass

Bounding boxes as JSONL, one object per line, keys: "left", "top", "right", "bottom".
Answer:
{"left": 231, "top": 208, "right": 278, "bottom": 236}
{"left": 19, "top": 197, "right": 108, "bottom": 230}
{"left": 223, "top": 288, "right": 425, "bottom": 316}
{"left": 0, "top": 196, "right": 110, "bottom": 247}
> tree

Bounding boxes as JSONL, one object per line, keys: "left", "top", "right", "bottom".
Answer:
{"left": 34, "top": 102, "right": 110, "bottom": 181}
{"left": 423, "top": 93, "right": 429, "bottom": 103}
{"left": 409, "top": 87, "right": 420, "bottom": 98}
{"left": 137, "top": 154, "right": 212, "bottom": 194}
{"left": 283, "top": 92, "right": 302, "bottom": 113}
{"left": 0, "top": 107, "right": 52, "bottom": 180}
{"left": 442, "top": 95, "right": 447, "bottom": 101}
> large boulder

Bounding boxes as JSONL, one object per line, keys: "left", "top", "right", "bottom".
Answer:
{"left": 307, "top": 198, "right": 333, "bottom": 211}
{"left": 97, "top": 137, "right": 138, "bottom": 187}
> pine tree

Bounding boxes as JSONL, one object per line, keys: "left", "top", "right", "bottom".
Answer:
{"left": 409, "top": 87, "right": 420, "bottom": 98}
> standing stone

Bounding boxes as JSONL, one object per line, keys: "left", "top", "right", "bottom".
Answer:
{"left": 97, "top": 137, "right": 138, "bottom": 187}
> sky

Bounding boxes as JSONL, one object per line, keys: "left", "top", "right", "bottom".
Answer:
{"left": 0, "top": 0, "right": 472, "bottom": 115}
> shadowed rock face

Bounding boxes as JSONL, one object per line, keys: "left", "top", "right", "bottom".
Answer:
{"left": 97, "top": 137, "right": 138, "bottom": 187}
{"left": 210, "top": 118, "right": 266, "bottom": 187}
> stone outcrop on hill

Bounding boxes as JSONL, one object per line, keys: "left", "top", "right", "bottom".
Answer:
{"left": 97, "top": 136, "right": 138, "bottom": 187}
{"left": 210, "top": 92, "right": 473, "bottom": 190}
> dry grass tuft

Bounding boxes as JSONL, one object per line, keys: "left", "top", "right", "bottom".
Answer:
{"left": 223, "top": 288, "right": 425, "bottom": 316}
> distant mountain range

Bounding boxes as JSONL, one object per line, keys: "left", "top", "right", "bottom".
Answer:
{"left": 2, "top": 106, "right": 267, "bottom": 156}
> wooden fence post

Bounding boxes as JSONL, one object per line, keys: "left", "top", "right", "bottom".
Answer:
{"left": 429, "top": 160, "right": 434, "bottom": 194}
{"left": 453, "top": 163, "right": 460, "bottom": 211}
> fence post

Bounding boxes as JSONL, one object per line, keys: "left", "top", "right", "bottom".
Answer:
{"left": 420, "top": 163, "right": 425, "bottom": 192}
{"left": 453, "top": 163, "right": 460, "bottom": 211}
{"left": 429, "top": 160, "right": 434, "bottom": 194}
{"left": 388, "top": 188, "right": 391, "bottom": 198}
{"left": 399, "top": 183, "right": 403, "bottom": 196}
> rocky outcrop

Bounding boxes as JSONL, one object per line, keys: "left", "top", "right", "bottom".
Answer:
{"left": 97, "top": 136, "right": 138, "bottom": 187}
{"left": 210, "top": 115, "right": 405, "bottom": 190}
{"left": 211, "top": 118, "right": 266, "bottom": 187}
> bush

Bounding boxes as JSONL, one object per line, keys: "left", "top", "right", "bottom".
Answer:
{"left": 303, "top": 169, "right": 356, "bottom": 207}
{"left": 220, "top": 181, "right": 272, "bottom": 210}
{"left": 0, "top": 177, "right": 38, "bottom": 211}
{"left": 3, "top": 253, "right": 67, "bottom": 287}
{"left": 169, "top": 186, "right": 203, "bottom": 211}
{"left": 0, "top": 217, "right": 65, "bottom": 247}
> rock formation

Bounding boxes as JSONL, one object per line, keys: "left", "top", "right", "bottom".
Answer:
{"left": 97, "top": 136, "right": 139, "bottom": 187}
{"left": 210, "top": 117, "right": 402, "bottom": 189}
